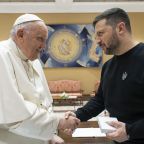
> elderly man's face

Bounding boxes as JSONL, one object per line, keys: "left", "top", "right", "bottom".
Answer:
{"left": 20, "top": 21, "right": 48, "bottom": 61}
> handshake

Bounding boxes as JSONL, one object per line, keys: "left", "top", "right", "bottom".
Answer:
{"left": 57, "top": 111, "right": 79, "bottom": 135}
{"left": 49, "top": 111, "right": 79, "bottom": 144}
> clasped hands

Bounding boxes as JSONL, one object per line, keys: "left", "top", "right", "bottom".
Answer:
{"left": 58, "top": 111, "right": 79, "bottom": 135}
{"left": 49, "top": 111, "right": 78, "bottom": 144}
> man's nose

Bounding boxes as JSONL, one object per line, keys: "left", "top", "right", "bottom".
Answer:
{"left": 39, "top": 42, "right": 46, "bottom": 51}
{"left": 95, "top": 37, "right": 101, "bottom": 46}
{"left": 95, "top": 36, "right": 101, "bottom": 44}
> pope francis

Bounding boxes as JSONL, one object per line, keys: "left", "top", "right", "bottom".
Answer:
{"left": 0, "top": 14, "right": 80, "bottom": 144}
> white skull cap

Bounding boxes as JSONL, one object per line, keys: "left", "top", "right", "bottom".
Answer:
{"left": 13, "top": 13, "right": 44, "bottom": 26}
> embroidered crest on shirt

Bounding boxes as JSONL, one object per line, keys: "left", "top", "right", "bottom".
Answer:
{"left": 122, "top": 72, "right": 127, "bottom": 80}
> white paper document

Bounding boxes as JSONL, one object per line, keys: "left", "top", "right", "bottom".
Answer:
{"left": 72, "top": 128, "right": 106, "bottom": 137}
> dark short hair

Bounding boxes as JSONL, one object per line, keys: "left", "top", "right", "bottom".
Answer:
{"left": 93, "top": 8, "right": 131, "bottom": 33}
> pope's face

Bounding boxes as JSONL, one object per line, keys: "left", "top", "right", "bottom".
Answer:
{"left": 20, "top": 21, "right": 48, "bottom": 61}
{"left": 95, "top": 19, "right": 120, "bottom": 55}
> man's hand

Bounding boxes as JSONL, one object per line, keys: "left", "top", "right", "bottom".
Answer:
{"left": 61, "top": 111, "right": 80, "bottom": 135}
{"left": 106, "top": 121, "right": 129, "bottom": 143}
{"left": 64, "top": 111, "right": 76, "bottom": 119}
{"left": 58, "top": 116, "right": 80, "bottom": 132}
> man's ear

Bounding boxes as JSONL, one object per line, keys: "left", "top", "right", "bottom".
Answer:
{"left": 116, "top": 22, "right": 126, "bottom": 35}
{"left": 17, "top": 28, "right": 24, "bottom": 39}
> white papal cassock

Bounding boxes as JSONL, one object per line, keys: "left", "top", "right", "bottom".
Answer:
{"left": 0, "top": 38, "right": 60, "bottom": 144}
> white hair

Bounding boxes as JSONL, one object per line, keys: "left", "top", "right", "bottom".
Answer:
{"left": 10, "top": 21, "right": 40, "bottom": 38}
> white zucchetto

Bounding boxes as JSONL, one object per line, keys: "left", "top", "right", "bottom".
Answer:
{"left": 13, "top": 13, "right": 43, "bottom": 26}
